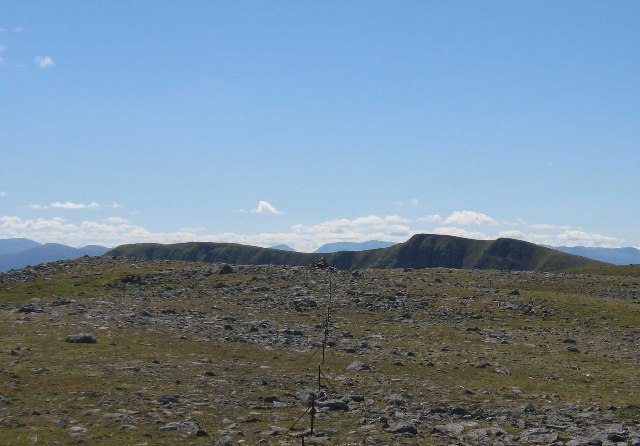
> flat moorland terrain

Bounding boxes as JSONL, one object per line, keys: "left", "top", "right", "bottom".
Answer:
{"left": 1, "top": 257, "right": 639, "bottom": 445}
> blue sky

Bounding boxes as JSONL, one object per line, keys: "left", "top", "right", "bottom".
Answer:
{"left": 1, "top": 1, "right": 639, "bottom": 251}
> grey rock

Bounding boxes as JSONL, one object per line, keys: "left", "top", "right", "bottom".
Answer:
{"left": 158, "top": 395, "right": 179, "bottom": 405}
{"left": 19, "top": 304, "right": 44, "bottom": 313}
{"left": 218, "top": 265, "right": 233, "bottom": 274}
{"left": 465, "top": 427, "right": 507, "bottom": 442}
{"left": 388, "top": 422, "right": 417, "bottom": 435}
{"left": 387, "top": 394, "right": 406, "bottom": 406}
{"left": 519, "top": 428, "right": 559, "bottom": 444}
{"left": 566, "top": 439, "right": 602, "bottom": 446}
{"left": 297, "top": 388, "right": 319, "bottom": 406}
{"left": 316, "top": 399, "right": 348, "bottom": 411}
{"left": 432, "top": 423, "right": 465, "bottom": 436}
{"left": 346, "top": 361, "right": 372, "bottom": 371}
{"left": 65, "top": 333, "right": 97, "bottom": 343}
{"left": 215, "top": 435, "right": 233, "bottom": 446}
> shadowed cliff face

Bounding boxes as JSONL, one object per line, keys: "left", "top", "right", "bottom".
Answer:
{"left": 106, "top": 234, "right": 606, "bottom": 272}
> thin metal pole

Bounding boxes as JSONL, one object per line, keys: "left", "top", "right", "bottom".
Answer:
{"left": 310, "top": 393, "right": 316, "bottom": 435}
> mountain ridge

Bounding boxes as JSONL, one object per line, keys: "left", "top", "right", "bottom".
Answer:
{"left": 314, "top": 240, "right": 397, "bottom": 253}
{"left": 0, "top": 238, "right": 42, "bottom": 255}
{"left": 0, "top": 242, "right": 110, "bottom": 272}
{"left": 549, "top": 245, "right": 640, "bottom": 265}
{"left": 106, "top": 234, "right": 605, "bottom": 272}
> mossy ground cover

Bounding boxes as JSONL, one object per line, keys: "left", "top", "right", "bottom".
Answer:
{"left": 1, "top": 257, "right": 639, "bottom": 444}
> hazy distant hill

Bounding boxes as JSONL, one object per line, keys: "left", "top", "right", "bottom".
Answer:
{"left": 314, "top": 240, "right": 397, "bottom": 253}
{"left": 0, "top": 238, "right": 42, "bottom": 255}
{"left": 0, "top": 242, "right": 109, "bottom": 272}
{"left": 550, "top": 246, "right": 640, "bottom": 265}
{"left": 270, "top": 244, "right": 296, "bottom": 252}
{"left": 107, "top": 234, "right": 604, "bottom": 272}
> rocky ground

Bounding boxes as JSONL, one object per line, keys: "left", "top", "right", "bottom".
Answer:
{"left": 1, "top": 256, "right": 640, "bottom": 445}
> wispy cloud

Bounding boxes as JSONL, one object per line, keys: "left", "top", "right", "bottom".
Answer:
{"left": 27, "top": 201, "right": 121, "bottom": 210}
{"left": 51, "top": 201, "right": 101, "bottom": 210}
{"left": 35, "top": 56, "right": 54, "bottom": 68}
{"left": 0, "top": 45, "right": 5, "bottom": 53}
{"left": 417, "top": 214, "right": 443, "bottom": 223}
{"left": 180, "top": 226, "right": 206, "bottom": 233}
{"left": 254, "top": 201, "right": 284, "bottom": 215}
{"left": 103, "top": 217, "right": 130, "bottom": 224}
{"left": 0, "top": 191, "right": 6, "bottom": 197}
{"left": 397, "top": 198, "right": 421, "bottom": 207}
{"left": 444, "top": 210, "right": 497, "bottom": 226}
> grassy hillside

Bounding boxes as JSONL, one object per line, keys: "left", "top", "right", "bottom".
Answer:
{"left": 107, "top": 234, "right": 605, "bottom": 272}
{"left": 1, "top": 256, "right": 639, "bottom": 445}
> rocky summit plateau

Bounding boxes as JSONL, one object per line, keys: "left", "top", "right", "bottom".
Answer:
{"left": 1, "top": 254, "right": 640, "bottom": 445}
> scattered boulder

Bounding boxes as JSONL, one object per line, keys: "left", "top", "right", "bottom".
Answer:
{"left": 346, "top": 361, "right": 373, "bottom": 372}
{"left": 65, "top": 333, "right": 97, "bottom": 344}
{"left": 316, "top": 399, "right": 348, "bottom": 411}
{"left": 219, "top": 265, "right": 234, "bottom": 274}
{"left": 388, "top": 422, "right": 417, "bottom": 435}
{"left": 519, "top": 428, "right": 559, "bottom": 444}
{"left": 566, "top": 438, "right": 603, "bottom": 446}
{"left": 19, "top": 304, "right": 44, "bottom": 313}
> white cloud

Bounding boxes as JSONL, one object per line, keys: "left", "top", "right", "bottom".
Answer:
{"left": 556, "top": 230, "right": 619, "bottom": 247}
{"left": 292, "top": 215, "right": 409, "bottom": 235}
{"left": 110, "top": 202, "right": 125, "bottom": 209}
{"left": 0, "top": 191, "right": 6, "bottom": 197}
{"left": 254, "top": 201, "right": 283, "bottom": 215}
{"left": 103, "top": 217, "right": 130, "bottom": 224}
{"left": 180, "top": 226, "right": 206, "bottom": 233}
{"left": 418, "top": 214, "right": 443, "bottom": 223}
{"left": 444, "top": 210, "right": 497, "bottom": 226}
{"left": 397, "top": 198, "right": 421, "bottom": 207}
{"left": 432, "top": 226, "right": 490, "bottom": 239}
{"left": 530, "top": 223, "right": 555, "bottom": 230}
{"left": 51, "top": 201, "right": 101, "bottom": 210}
{"left": 0, "top": 207, "right": 628, "bottom": 253}
{"left": 498, "top": 230, "right": 525, "bottom": 239}
{"left": 27, "top": 204, "right": 49, "bottom": 209}
{"left": 35, "top": 56, "right": 54, "bottom": 68}
{"left": 14, "top": 27, "right": 22, "bottom": 33}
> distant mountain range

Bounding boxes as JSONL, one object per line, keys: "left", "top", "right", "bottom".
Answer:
{"left": 549, "top": 246, "right": 640, "bottom": 265}
{"left": 0, "top": 239, "right": 109, "bottom": 272}
{"left": 3, "top": 236, "right": 635, "bottom": 273}
{"left": 107, "top": 234, "right": 604, "bottom": 272}
{"left": 0, "top": 238, "right": 42, "bottom": 255}
{"left": 270, "top": 244, "right": 296, "bottom": 252}
{"left": 314, "top": 240, "right": 397, "bottom": 253}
